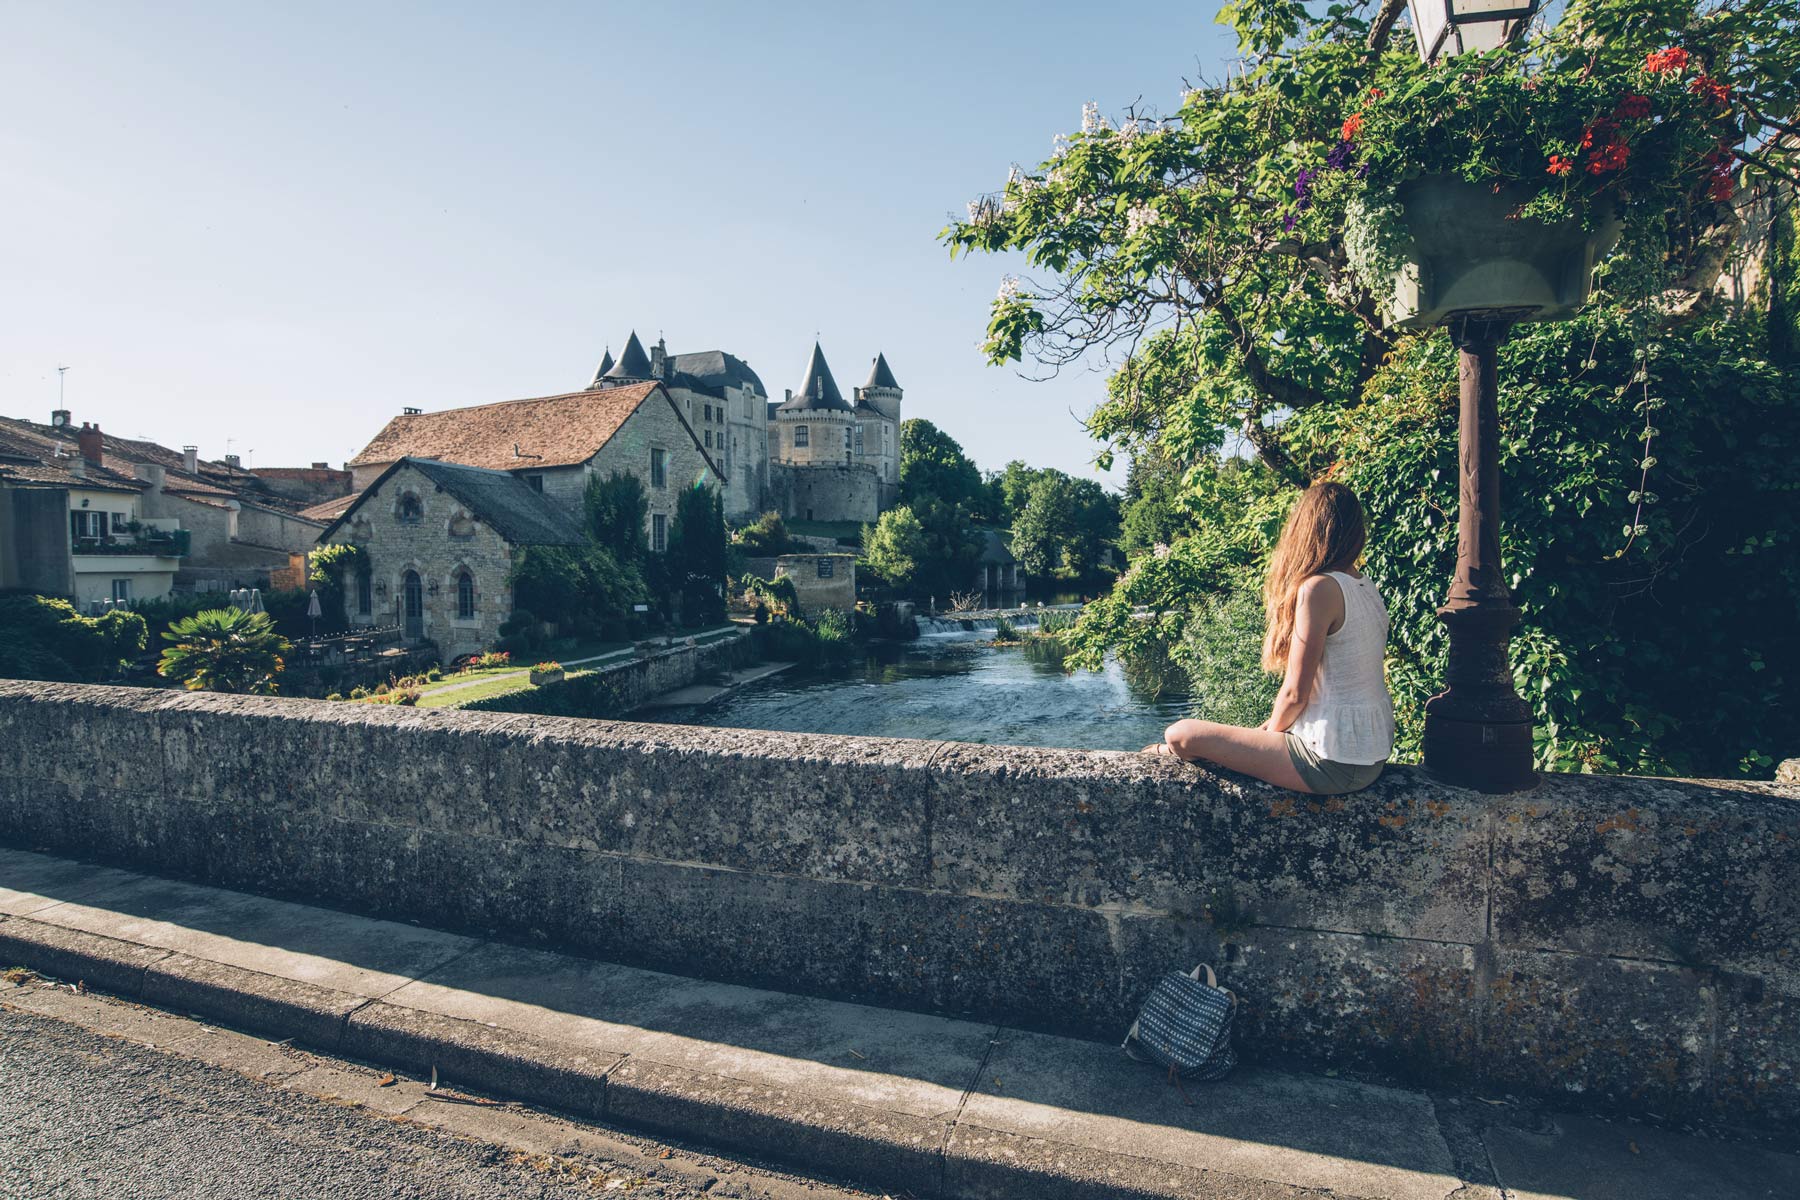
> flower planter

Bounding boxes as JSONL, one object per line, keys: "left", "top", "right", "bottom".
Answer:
{"left": 1382, "top": 175, "right": 1622, "bottom": 330}
{"left": 528, "top": 668, "right": 564, "bottom": 686}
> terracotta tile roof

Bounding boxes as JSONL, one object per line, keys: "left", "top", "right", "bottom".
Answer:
{"left": 348, "top": 382, "right": 677, "bottom": 472}
{"left": 0, "top": 423, "right": 146, "bottom": 493}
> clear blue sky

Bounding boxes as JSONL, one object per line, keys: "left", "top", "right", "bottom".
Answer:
{"left": 1, "top": 2, "right": 1236, "bottom": 486}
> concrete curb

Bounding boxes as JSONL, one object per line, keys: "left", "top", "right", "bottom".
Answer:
{"left": 0, "top": 914, "right": 953, "bottom": 1197}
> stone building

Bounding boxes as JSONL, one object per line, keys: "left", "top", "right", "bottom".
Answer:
{"left": 316, "top": 457, "right": 585, "bottom": 657}
{"left": 774, "top": 553, "right": 857, "bottom": 614}
{"left": 765, "top": 343, "right": 902, "bottom": 524}
{"left": 582, "top": 332, "right": 903, "bottom": 526}
{"left": 587, "top": 331, "right": 769, "bottom": 522}
{"left": 347, "top": 380, "right": 721, "bottom": 554}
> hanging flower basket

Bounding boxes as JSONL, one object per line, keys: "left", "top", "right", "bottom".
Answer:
{"left": 1377, "top": 175, "right": 1622, "bottom": 330}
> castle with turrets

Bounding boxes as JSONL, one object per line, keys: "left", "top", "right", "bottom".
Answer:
{"left": 588, "top": 331, "right": 902, "bottom": 524}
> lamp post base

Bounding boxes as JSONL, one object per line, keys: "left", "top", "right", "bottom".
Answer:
{"left": 1422, "top": 604, "right": 1538, "bottom": 792}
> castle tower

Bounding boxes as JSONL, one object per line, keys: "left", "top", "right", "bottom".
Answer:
{"left": 859, "top": 352, "right": 903, "bottom": 422}
{"left": 586, "top": 346, "right": 615, "bottom": 390}
{"left": 854, "top": 352, "right": 902, "bottom": 496}
{"left": 596, "top": 331, "right": 653, "bottom": 386}
{"left": 774, "top": 341, "right": 855, "bottom": 467}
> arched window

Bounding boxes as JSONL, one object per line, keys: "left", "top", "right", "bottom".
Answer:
{"left": 356, "top": 569, "right": 372, "bottom": 616}
{"left": 456, "top": 570, "right": 475, "bottom": 620}
{"left": 398, "top": 494, "right": 423, "bottom": 525}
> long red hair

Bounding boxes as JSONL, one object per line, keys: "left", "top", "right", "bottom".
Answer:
{"left": 1261, "top": 482, "right": 1367, "bottom": 672}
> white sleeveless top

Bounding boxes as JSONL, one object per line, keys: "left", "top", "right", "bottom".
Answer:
{"left": 1292, "top": 571, "right": 1395, "bottom": 765}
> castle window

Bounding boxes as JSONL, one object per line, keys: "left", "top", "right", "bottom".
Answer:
{"left": 793, "top": 425, "right": 809, "bottom": 448}
{"left": 854, "top": 426, "right": 864, "bottom": 450}
{"left": 398, "top": 494, "right": 423, "bottom": 524}
{"left": 456, "top": 570, "right": 475, "bottom": 620}
{"left": 704, "top": 430, "right": 712, "bottom": 449}
{"left": 652, "top": 513, "right": 667, "bottom": 552}
{"left": 704, "top": 403, "right": 713, "bottom": 422}
{"left": 650, "top": 448, "right": 667, "bottom": 488}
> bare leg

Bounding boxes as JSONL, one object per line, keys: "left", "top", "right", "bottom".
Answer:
{"left": 1161, "top": 719, "right": 1312, "bottom": 793}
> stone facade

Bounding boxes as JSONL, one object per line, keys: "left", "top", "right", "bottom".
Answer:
{"left": 3, "top": 678, "right": 1797, "bottom": 1131}
{"left": 765, "top": 463, "right": 881, "bottom": 526}
{"left": 775, "top": 553, "right": 856, "bottom": 613}
{"left": 326, "top": 462, "right": 526, "bottom": 659}
{"left": 586, "top": 391, "right": 718, "bottom": 553}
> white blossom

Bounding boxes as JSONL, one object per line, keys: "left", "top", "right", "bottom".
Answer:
{"left": 1081, "top": 101, "right": 1108, "bottom": 134}
{"left": 1125, "top": 202, "right": 1162, "bottom": 238}
{"left": 1118, "top": 117, "right": 1141, "bottom": 141}
{"left": 1152, "top": 542, "right": 1172, "bottom": 560}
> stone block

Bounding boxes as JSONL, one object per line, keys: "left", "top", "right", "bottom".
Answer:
{"left": 929, "top": 751, "right": 1489, "bottom": 943}
{"left": 1221, "top": 928, "right": 1480, "bottom": 1083}
{"left": 1491, "top": 774, "right": 1800, "bottom": 973}
{"left": 23, "top": 684, "right": 170, "bottom": 797}
{"left": 1477, "top": 948, "right": 1711, "bottom": 1114}
{"left": 487, "top": 721, "right": 934, "bottom": 886}
{"left": 860, "top": 886, "right": 1122, "bottom": 1036}
{"left": 1710, "top": 972, "right": 1800, "bottom": 1130}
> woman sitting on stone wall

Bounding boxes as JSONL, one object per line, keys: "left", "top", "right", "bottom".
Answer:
{"left": 1143, "top": 482, "right": 1394, "bottom": 794}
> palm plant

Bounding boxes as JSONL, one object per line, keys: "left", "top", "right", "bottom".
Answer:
{"left": 157, "top": 607, "right": 291, "bottom": 695}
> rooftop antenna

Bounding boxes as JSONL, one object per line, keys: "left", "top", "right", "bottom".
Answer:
{"left": 56, "top": 365, "right": 69, "bottom": 407}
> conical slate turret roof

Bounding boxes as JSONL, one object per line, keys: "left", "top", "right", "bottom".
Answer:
{"left": 779, "top": 342, "right": 852, "bottom": 412}
{"left": 865, "top": 352, "right": 900, "bottom": 390}
{"left": 588, "top": 347, "right": 615, "bottom": 388}
{"left": 603, "top": 331, "right": 652, "bottom": 381}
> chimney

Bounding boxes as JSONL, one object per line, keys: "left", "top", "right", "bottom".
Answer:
{"left": 651, "top": 337, "right": 667, "bottom": 380}
{"left": 311, "top": 461, "right": 328, "bottom": 470}
{"left": 403, "top": 406, "right": 422, "bottom": 416}
{"left": 182, "top": 445, "right": 199, "bottom": 474}
{"left": 51, "top": 408, "right": 71, "bottom": 429}
{"left": 223, "top": 453, "right": 242, "bottom": 469}
{"left": 77, "top": 422, "right": 103, "bottom": 467}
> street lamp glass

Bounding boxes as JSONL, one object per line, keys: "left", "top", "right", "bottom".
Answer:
{"left": 1408, "top": 0, "right": 1539, "bottom": 62}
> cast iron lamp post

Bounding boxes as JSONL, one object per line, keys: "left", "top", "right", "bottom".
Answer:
{"left": 1402, "top": 0, "right": 1552, "bottom": 792}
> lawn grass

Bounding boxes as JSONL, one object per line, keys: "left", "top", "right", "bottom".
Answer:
{"left": 784, "top": 519, "right": 864, "bottom": 546}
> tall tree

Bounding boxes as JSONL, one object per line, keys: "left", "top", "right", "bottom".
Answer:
{"left": 584, "top": 472, "right": 650, "bottom": 567}
{"left": 898, "top": 419, "right": 986, "bottom": 513}
{"left": 666, "top": 485, "right": 728, "bottom": 626}
{"left": 861, "top": 506, "right": 928, "bottom": 589}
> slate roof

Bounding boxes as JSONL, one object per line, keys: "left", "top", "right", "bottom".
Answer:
{"left": 602, "top": 331, "right": 653, "bottom": 381}
{"left": 778, "top": 342, "right": 852, "bottom": 413}
{"left": 322, "top": 458, "right": 585, "bottom": 548}
{"left": 298, "top": 493, "right": 360, "bottom": 522}
{"left": 865, "top": 352, "right": 900, "bottom": 390}
{"left": 348, "top": 382, "right": 665, "bottom": 471}
{"left": 977, "top": 528, "right": 1017, "bottom": 565}
{"left": 666, "top": 350, "right": 768, "bottom": 399}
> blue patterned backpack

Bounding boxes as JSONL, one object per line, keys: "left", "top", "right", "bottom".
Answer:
{"left": 1122, "top": 963, "right": 1238, "bottom": 1092}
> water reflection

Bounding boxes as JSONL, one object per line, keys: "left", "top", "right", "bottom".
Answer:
{"left": 658, "top": 629, "right": 1190, "bottom": 750}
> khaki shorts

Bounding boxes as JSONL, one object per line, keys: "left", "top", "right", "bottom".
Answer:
{"left": 1286, "top": 733, "right": 1386, "bottom": 795}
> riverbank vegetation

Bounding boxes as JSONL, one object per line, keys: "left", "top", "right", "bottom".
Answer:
{"left": 947, "top": 0, "right": 1800, "bottom": 777}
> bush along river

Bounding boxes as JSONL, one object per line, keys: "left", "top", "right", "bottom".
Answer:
{"left": 656, "top": 615, "right": 1191, "bottom": 751}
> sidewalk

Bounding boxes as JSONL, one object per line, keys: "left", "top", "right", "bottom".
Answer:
{"left": 2, "top": 846, "right": 1794, "bottom": 1200}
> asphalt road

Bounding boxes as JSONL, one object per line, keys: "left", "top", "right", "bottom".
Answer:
{"left": 0, "top": 1001, "right": 875, "bottom": 1200}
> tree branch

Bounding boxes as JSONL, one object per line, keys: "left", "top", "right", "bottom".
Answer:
{"left": 1365, "top": 0, "right": 1407, "bottom": 53}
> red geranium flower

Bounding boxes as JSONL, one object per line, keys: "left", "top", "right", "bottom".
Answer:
{"left": 1614, "top": 94, "right": 1652, "bottom": 120}
{"left": 1546, "top": 154, "right": 1574, "bottom": 176}
{"left": 1689, "top": 74, "right": 1731, "bottom": 107}
{"left": 1341, "top": 112, "right": 1365, "bottom": 140}
{"left": 1587, "top": 143, "right": 1630, "bottom": 173}
{"left": 1708, "top": 173, "right": 1735, "bottom": 202}
{"left": 1581, "top": 119, "right": 1617, "bottom": 150}
{"left": 1368, "top": 87, "right": 1384, "bottom": 99}
{"left": 1645, "top": 47, "right": 1690, "bottom": 74}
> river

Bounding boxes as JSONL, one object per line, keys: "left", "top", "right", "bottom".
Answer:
{"left": 657, "top": 621, "right": 1191, "bottom": 751}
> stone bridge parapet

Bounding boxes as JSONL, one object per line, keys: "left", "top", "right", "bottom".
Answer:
{"left": 1, "top": 680, "right": 1795, "bottom": 1129}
